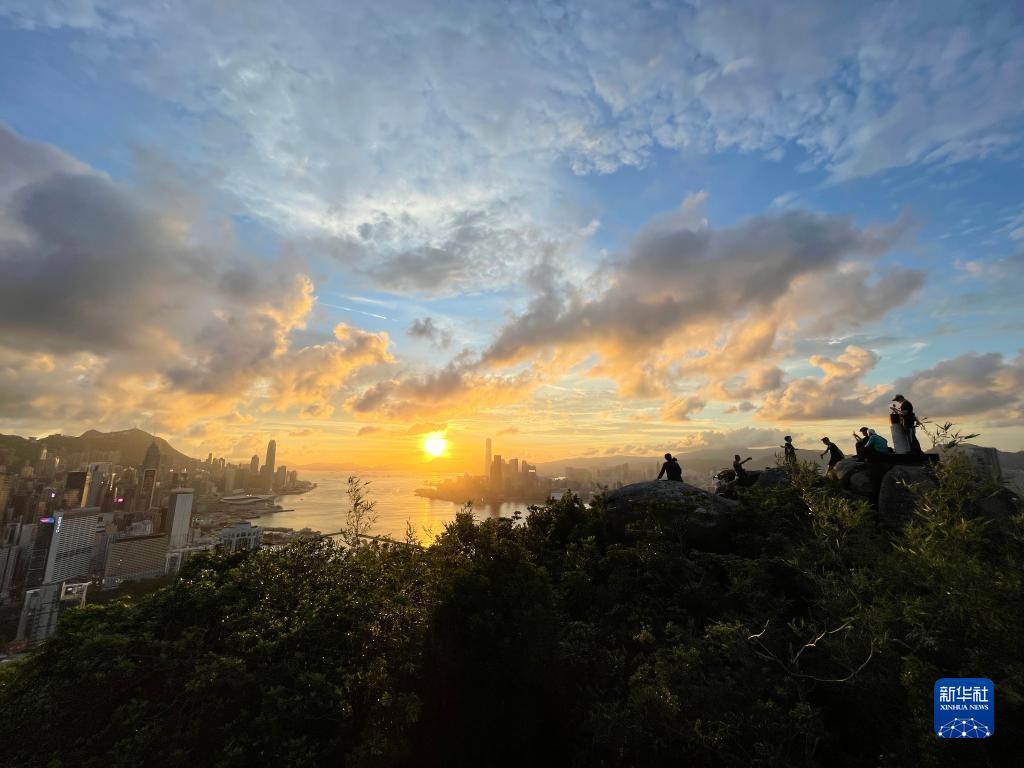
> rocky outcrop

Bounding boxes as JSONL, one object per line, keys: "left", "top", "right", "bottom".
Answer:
{"left": 602, "top": 480, "right": 738, "bottom": 551}
{"left": 975, "top": 487, "right": 1022, "bottom": 523}
{"left": 878, "top": 465, "right": 936, "bottom": 527}
{"left": 831, "top": 459, "right": 865, "bottom": 490}
{"left": 754, "top": 467, "right": 789, "bottom": 489}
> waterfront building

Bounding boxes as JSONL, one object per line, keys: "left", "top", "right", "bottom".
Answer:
{"left": 218, "top": 521, "right": 262, "bottom": 553}
{"left": 485, "top": 438, "right": 492, "bottom": 479}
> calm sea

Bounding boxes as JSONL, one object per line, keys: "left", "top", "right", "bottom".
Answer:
{"left": 249, "top": 470, "right": 541, "bottom": 543}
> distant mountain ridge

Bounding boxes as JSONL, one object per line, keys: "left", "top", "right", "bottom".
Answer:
{"left": 0, "top": 428, "right": 194, "bottom": 468}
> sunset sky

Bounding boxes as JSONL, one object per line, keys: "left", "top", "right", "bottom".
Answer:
{"left": 1, "top": 1, "right": 1023, "bottom": 467}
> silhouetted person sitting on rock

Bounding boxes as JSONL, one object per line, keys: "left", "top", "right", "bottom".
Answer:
{"left": 892, "top": 394, "right": 923, "bottom": 454}
{"left": 782, "top": 436, "right": 797, "bottom": 466}
{"left": 820, "top": 437, "right": 844, "bottom": 477}
{"left": 856, "top": 428, "right": 889, "bottom": 459}
{"left": 657, "top": 453, "right": 683, "bottom": 481}
{"left": 733, "top": 454, "right": 752, "bottom": 481}
{"left": 853, "top": 427, "right": 870, "bottom": 456}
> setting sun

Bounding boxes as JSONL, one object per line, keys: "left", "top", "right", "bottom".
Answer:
{"left": 423, "top": 434, "right": 448, "bottom": 458}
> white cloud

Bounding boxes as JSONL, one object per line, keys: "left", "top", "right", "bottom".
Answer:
{"left": 2, "top": 1, "right": 1021, "bottom": 272}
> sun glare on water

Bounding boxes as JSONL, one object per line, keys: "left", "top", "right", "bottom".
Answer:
{"left": 423, "top": 434, "right": 448, "bottom": 458}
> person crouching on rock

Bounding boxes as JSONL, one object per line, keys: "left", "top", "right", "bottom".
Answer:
{"left": 820, "top": 437, "right": 844, "bottom": 478}
{"left": 657, "top": 453, "right": 683, "bottom": 481}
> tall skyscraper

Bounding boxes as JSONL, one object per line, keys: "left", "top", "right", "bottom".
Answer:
{"left": 265, "top": 440, "right": 277, "bottom": 476}
{"left": 143, "top": 440, "right": 161, "bottom": 470}
{"left": 223, "top": 465, "right": 236, "bottom": 493}
{"left": 165, "top": 488, "right": 194, "bottom": 549}
{"left": 250, "top": 455, "right": 259, "bottom": 475}
{"left": 485, "top": 438, "right": 492, "bottom": 479}
{"left": 137, "top": 468, "right": 158, "bottom": 513}
{"left": 43, "top": 508, "right": 99, "bottom": 584}
{"left": 491, "top": 455, "right": 503, "bottom": 488}
{"left": 82, "top": 462, "right": 112, "bottom": 508}
{"left": 136, "top": 441, "right": 161, "bottom": 512}
{"left": 64, "top": 471, "right": 88, "bottom": 508}
{"left": 25, "top": 518, "right": 56, "bottom": 588}
{"left": 0, "top": 472, "right": 13, "bottom": 526}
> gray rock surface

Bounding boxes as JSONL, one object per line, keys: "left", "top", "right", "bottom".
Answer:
{"left": 878, "top": 465, "right": 936, "bottom": 527}
{"left": 976, "top": 487, "right": 1021, "bottom": 523}
{"left": 832, "top": 459, "right": 865, "bottom": 490}
{"left": 848, "top": 469, "right": 878, "bottom": 498}
{"left": 754, "top": 467, "right": 789, "bottom": 489}
{"left": 603, "top": 480, "right": 738, "bottom": 513}
{"left": 602, "top": 480, "right": 738, "bottom": 550}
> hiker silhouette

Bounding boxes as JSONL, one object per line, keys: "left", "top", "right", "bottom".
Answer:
{"left": 657, "top": 453, "right": 683, "bottom": 481}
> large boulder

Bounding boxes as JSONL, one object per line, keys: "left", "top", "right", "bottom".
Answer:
{"left": 602, "top": 480, "right": 738, "bottom": 551}
{"left": 878, "top": 465, "right": 936, "bottom": 528}
{"left": 754, "top": 467, "right": 789, "bottom": 489}
{"left": 848, "top": 469, "right": 879, "bottom": 498}
{"left": 975, "top": 487, "right": 1022, "bottom": 523}
{"left": 832, "top": 459, "right": 866, "bottom": 490}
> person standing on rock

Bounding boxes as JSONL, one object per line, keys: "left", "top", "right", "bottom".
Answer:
{"left": 782, "top": 436, "right": 797, "bottom": 467}
{"left": 820, "top": 437, "right": 844, "bottom": 478}
{"left": 892, "top": 395, "right": 922, "bottom": 454}
{"left": 657, "top": 453, "right": 683, "bottom": 481}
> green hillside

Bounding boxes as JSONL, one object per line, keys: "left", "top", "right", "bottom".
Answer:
{"left": 0, "top": 428, "right": 194, "bottom": 469}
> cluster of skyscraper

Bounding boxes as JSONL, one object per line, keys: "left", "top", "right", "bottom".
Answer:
{"left": 0, "top": 436, "right": 276, "bottom": 650}
{"left": 483, "top": 437, "right": 541, "bottom": 495}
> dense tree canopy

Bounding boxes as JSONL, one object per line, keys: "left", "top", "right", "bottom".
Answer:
{"left": 1, "top": 458, "right": 1021, "bottom": 767}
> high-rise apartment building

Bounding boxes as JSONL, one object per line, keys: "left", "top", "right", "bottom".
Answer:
{"left": 485, "top": 438, "right": 492, "bottom": 479}
{"left": 165, "top": 488, "right": 194, "bottom": 549}
{"left": 250, "top": 455, "right": 259, "bottom": 475}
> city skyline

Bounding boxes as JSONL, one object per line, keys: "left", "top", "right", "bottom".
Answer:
{"left": 1, "top": 1, "right": 1023, "bottom": 467}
